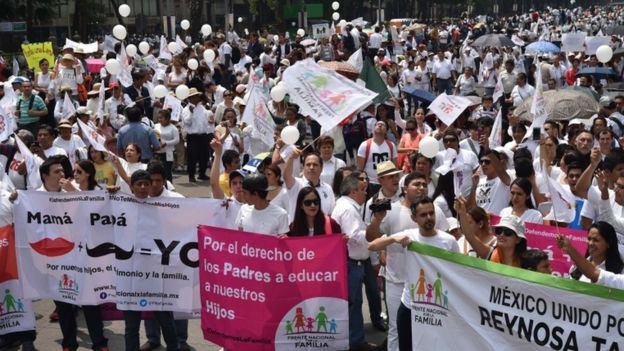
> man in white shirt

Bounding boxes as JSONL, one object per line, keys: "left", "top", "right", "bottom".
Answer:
{"left": 471, "top": 149, "right": 512, "bottom": 214}
{"left": 53, "top": 119, "right": 86, "bottom": 165}
{"left": 368, "top": 26, "right": 384, "bottom": 62}
{"left": 357, "top": 120, "right": 398, "bottom": 193}
{"left": 435, "top": 129, "right": 479, "bottom": 198}
{"left": 431, "top": 50, "right": 456, "bottom": 95}
{"left": 510, "top": 73, "right": 535, "bottom": 107}
{"left": 368, "top": 196, "right": 459, "bottom": 350}
{"left": 181, "top": 88, "right": 210, "bottom": 182}
{"left": 331, "top": 175, "right": 378, "bottom": 351}
{"left": 284, "top": 151, "right": 335, "bottom": 222}
{"left": 104, "top": 82, "right": 134, "bottom": 130}
{"left": 34, "top": 124, "right": 68, "bottom": 163}
{"left": 366, "top": 172, "right": 449, "bottom": 351}
{"left": 548, "top": 55, "right": 566, "bottom": 88}
{"left": 236, "top": 174, "right": 289, "bottom": 234}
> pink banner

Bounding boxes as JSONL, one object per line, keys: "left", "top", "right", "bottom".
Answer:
{"left": 198, "top": 226, "right": 349, "bottom": 351}
{"left": 491, "top": 215, "right": 587, "bottom": 277}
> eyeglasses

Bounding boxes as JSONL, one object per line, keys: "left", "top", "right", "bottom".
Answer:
{"left": 479, "top": 159, "right": 491, "bottom": 165}
{"left": 303, "top": 198, "right": 320, "bottom": 207}
{"left": 495, "top": 228, "right": 516, "bottom": 237}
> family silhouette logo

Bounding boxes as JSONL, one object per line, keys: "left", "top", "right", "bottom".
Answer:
{"left": 409, "top": 269, "right": 450, "bottom": 328}
{"left": 57, "top": 274, "right": 80, "bottom": 301}
{"left": 275, "top": 297, "right": 349, "bottom": 351}
{"left": 0, "top": 289, "right": 25, "bottom": 316}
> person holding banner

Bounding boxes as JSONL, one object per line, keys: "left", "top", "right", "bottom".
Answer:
{"left": 53, "top": 54, "right": 84, "bottom": 100}
{"left": 288, "top": 186, "right": 342, "bottom": 236}
{"left": 368, "top": 196, "right": 459, "bottom": 351}
{"left": 122, "top": 170, "right": 179, "bottom": 351}
{"left": 500, "top": 177, "right": 544, "bottom": 224}
{"left": 236, "top": 173, "right": 289, "bottom": 235}
{"left": 569, "top": 221, "right": 624, "bottom": 282}
{"left": 456, "top": 205, "right": 496, "bottom": 257}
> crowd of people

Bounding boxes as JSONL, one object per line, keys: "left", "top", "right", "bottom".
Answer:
{"left": 2, "top": 3, "right": 624, "bottom": 351}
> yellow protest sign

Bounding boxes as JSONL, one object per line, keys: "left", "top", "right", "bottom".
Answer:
{"left": 21, "top": 42, "right": 55, "bottom": 72}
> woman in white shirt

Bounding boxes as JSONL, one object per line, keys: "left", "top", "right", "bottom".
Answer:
{"left": 154, "top": 110, "right": 180, "bottom": 182}
{"left": 112, "top": 143, "right": 147, "bottom": 194}
{"left": 500, "top": 178, "right": 544, "bottom": 224}
{"left": 569, "top": 221, "right": 624, "bottom": 282}
{"left": 167, "top": 59, "right": 188, "bottom": 89}
{"left": 214, "top": 90, "right": 238, "bottom": 124}
{"left": 34, "top": 58, "right": 52, "bottom": 98}
{"left": 455, "top": 67, "right": 476, "bottom": 96}
{"left": 317, "top": 135, "right": 346, "bottom": 186}
{"left": 263, "top": 163, "right": 290, "bottom": 212}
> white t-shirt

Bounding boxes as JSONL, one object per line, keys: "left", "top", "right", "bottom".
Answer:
{"left": 455, "top": 74, "right": 476, "bottom": 95}
{"left": 475, "top": 176, "right": 510, "bottom": 214}
{"left": 499, "top": 207, "right": 544, "bottom": 224}
{"left": 235, "top": 203, "right": 289, "bottom": 235}
{"left": 357, "top": 139, "right": 398, "bottom": 184}
{"left": 269, "top": 187, "right": 290, "bottom": 213}
{"left": 399, "top": 230, "right": 459, "bottom": 307}
{"left": 320, "top": 156, "right": 346, "bottom": 187}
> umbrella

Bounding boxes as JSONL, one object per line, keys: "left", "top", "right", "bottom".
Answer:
{"left": 318, "top": 61, "right": 359, "bottom": 80}
{"left": 471, "top": 34, "right": 515, "bottom": 48}
{"left": 525, "top": 41, "right": 560, "bottom": 53}
{"left": 402, "top": 86, "right": 436, "bottom": 105}
{"left": 406, "top": 23, "right": 426, "bottom": 31}
{"left": 85, "top": 58, "right": 105, "bottom": 74}
{"left": 576, "top": 67, "right": 618, "bottom": 80}
{"left": 514, "top": 89, "right": 600, "bottom": 122}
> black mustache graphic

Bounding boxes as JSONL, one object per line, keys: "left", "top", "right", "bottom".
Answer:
{"left": 86, "top": 243, "right": 134, "bottom": 259}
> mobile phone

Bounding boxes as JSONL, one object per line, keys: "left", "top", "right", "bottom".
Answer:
{"left": 532, "top": 127, "right": 541, "bottom": 141}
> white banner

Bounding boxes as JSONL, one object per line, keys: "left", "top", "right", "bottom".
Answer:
{"left": 14, "top": 191, "right": 230, "bottom": 312}
{"left": 405, "top": 242, "right": 624, "bottom": 350}
{"left": 163, "top": 94, "right": 182, "bottom": 122}
{"left": 561, "top": 33, "right": 586, "bottom": 52}
{"left": 241, "top": 84, "right": 275, "bottom": 148}
{"left": 428, "top": 93, "right": 472, "bottom": 126}
{"left": 0, "top": 225, "right": 36, "bottom": 335}
{"left": 311, "top": 23, "right": 331, "bottom": 39}
{"left": 282, "top": 58, "right": 377, "bottom": 131}
{"left": 585, "top": 36, "right": 610, "bottom": 55}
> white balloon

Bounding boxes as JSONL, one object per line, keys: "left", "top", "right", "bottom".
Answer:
{"left": 238, "top": 17, "right": 243, "bottom": 23}
{"left": 168, "top": 42, "right": 181, "bottom": 54}
{"left": 332, "top": 1, "right": 340, "bottom": 10}
{"left": 99, "top": 67, "right": 107, "bottom": 77}
{"left": 203, "top": 49, "right": 215, "bottom": 63}
{"left": 270, "top": 85, "right": 286, "bottom": 102}
{"left": 281, "top": 126, "right": 300, "bottom": 145}
{"left": 118, "top": 4, "right": 131, "bottom": 17}
{"left": 153, "top": 85, "right": 168, "bottom": 99}
{"left": 596, "top": 45, "right": 613, "bottom": 63}
{"left": 332, "top": 12, "right": 340, "bottom": 21}
{"left": 273, "top": 35, "right": 279, "bottom": 42}
{"left": 201, "top": 24, "right": 212, "bottom": 36}
{"left": 297, "top": 28, "right": 305, "bottom": 37}
{"left": 418, "top": 136, "right": 439, "bottom": 158}
{"left": 125, "top": 44, "right": 137, "bottom": 57}
{"left": 105, "top": 59, "right": 121, "bottom": 75}
{"left": 187, "top": 58, "right": 199, "bottom": 70}
{"left": 339, "top": 20, "right": 347, "bottom": 28}
{"left": 175, "top": 84, "right": 190, "bottom": 100}
{"left": 138, "top": 41, "right": 150, "bottom": 55}
{"left": 180, "top": 19, "right": 190, "bottom": 30}
{"left": 112, "top": 25, "right": 127, "bottom": 40}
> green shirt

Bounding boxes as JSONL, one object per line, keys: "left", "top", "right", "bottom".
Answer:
{"left": 16, "top": 94, "right": 47, "bottom": 125}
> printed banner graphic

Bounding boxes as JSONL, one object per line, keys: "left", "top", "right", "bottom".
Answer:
{"left": 198, "top": 226, "right": 349, "bottom": 351}
{"left": 14, "top": 191, "right": 230, "bottom": 312}
{"left": 405, "top": 242, "right": 624, "bottom": 350}
{"left": 0, "top": 225, "right": 35, "bottom": 335}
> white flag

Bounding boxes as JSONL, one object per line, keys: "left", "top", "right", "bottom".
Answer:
{"left": 241, "top": 83, "right": 276, "bottom": 148}
{"left": 488, "top": 109, "right": 503, "bottom": 149}
{"left": 12, "top": 56, "right": 19, "bottom": 77}
{"left": 176, "top": 35, "right": 188, "bottom": 49}
{"left": 163, "top": 94, "right": 183, "bottom": 122}
{"left": 492, "top": 74, "right": 504, "bottom": 102}
{"left": 428, "top": 93, "right": 472, "bottom": 127}
{"left": 541, "top": 161, "right": 576, "bottom": 223}
{"left": 62, "top": 93, "right": 76, "bottom": 120}
{"left": 96, "top": 80, "right": 106, "bottom": 122}
{"left": 15, "top": 135, "right": 41, "bottom": 190}
{"left": 159, "top": 35, "right": 172, "bottom": 61}
{"left": 282, "top": 58, "right": 378, "bottom": 131}
{"left": 347, "top": 48, "right": 364, "bottom": 73}
{"left": 117, "top": 45, "right": 133, "bottom": 88}
{"left": 0, "top": 107, "right": 13, "bottom": 142}
{"left": 529, "top": 57, "right": 547, "bottom": 132}
{"left": 77, "top": 119, "right": 107, "bottom": 152}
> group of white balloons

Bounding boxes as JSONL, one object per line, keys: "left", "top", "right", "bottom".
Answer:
{"left": 153, "top": 84, "right": 192, "bottom": 101}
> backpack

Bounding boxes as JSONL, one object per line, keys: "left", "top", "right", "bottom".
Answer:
{"left": 231, "top": 46, "right": 241, "bottom": 64}
{"left": 362, "top": 138, "right": 395, "bottom": 168}
{"left": 343, "top": 114, "right": 370, "bottom": 143}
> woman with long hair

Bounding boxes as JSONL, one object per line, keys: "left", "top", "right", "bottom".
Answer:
{"left": 397, "top": 118, "right": 423, "bottom": 173}
{"left": 88, "top": 146, "right": 117, "bottom": 186}
{"left": 432, "top": 172, "right": 456, "bottom": 218}
{"left": 456, "top": 205, "right": 497, "bottom": 257}
{"left": 61, "top": 160, "right": 100, "bottom": 191}
{"left": 288, "top": 187, "right": 341, "bottom": 236}
{"left": 500, "top": 178, "right": 543, "bottom": 224}
{"left": 264, "top": 163, "right": 289, "bottom": 212}
{"left": 112, "top": 143, "right": 147, "bottom": 194}
{"left": 570, "top": 221, "right": 624, "bottom": 281}
{"left": 455, "top": 197, "right": 527, "bottom": 267}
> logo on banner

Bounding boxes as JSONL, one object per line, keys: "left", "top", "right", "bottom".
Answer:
{"left": 58, "top": 274, "right": 79, "bottom": 300}
{"left": 409, "top": 269, "right": 449, "bottom": 327}
{"left": 0, "top": 288, "right": 27, "bottom": 329}
{"left": 275, "top": 297, "right": 348, "bottom": 350}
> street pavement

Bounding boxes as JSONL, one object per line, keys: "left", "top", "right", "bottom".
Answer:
{"left": 4, "top": 173, "right": 387, "bottom": 350}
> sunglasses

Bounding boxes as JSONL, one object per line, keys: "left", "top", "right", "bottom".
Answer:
{"left": 495, "top": 228, "right": 516, "bottom": 237}
{"left": 479, "top": 159, "right": 491, "bottom": 165}
{"left": 359, "top": 176, "right": 369, "bottom": 182}
{"left": 405, "top": 128, "right": 416, "bottom": 131}
{"left": 303, "top": 198, "right": 320, "bottom": 207}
